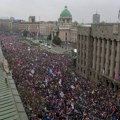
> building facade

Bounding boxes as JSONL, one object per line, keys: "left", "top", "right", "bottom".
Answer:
{"left": 77, "top": 23, "right": 120, "bottom": 90}
{"left": 0, "top": 16, "right": 55, "bottom": 38}
{"left": 12, "top": 21, "right": 55, "bottom": 37}
{"left": 11, "top": 16, "right": 55, "bottom": 38}
{"left": 52, "top": 6, "right": 78, "bottom": 48}
{"left": 0, "top": 6, "right": 78, "bottom": 45}
{"left": 29, "top": 16, "right": 35, "bottom": 23}
{"left": 0, "top": 19, "right": 12, "bottom": 31}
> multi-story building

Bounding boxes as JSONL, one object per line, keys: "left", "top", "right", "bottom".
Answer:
{"left": 93, "top": 13, "right": 100, "bottom": 24}
{"left": 11, "top": 16, "right": 55, "bottom": 37}
{"left": 12, "top": 21, "right": 55, "bottom": 37}
{"left": 77, "top": 23, "right": 120, "bottom": 90}
{"left": 52, "top": 6, "right": 78, "bottom": 48}
{"left": 28, "top": 16, "right": 35, "bottom": 23}
{"left": 0, "top": 16, "right": 55, "bottom": 37}
{"left": 0, "top": 19, "right": 12, "bottom": 31}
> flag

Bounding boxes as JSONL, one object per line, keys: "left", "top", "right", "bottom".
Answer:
{"left": 58, "top": 79, "right": 62, "bottom": 86}
{"left": 31, "top": 69, "right": 35, "bottom": 74}
{"left": 115, "top": 72, "right": 118, "bottom": 80}
{"left": 32, "top": 87, "right": 35, "bottom": 96}
{"left": 58, "top": 69, "right": 62, "bottom": 75}
{"left": 49, "top": 68, "right": 52, "bottom": 74}
{"left": 102, "top": 69, "right": 105, "bottom": 74}
{"left": 49, "top": 68, "right": 56, "bottom": 77}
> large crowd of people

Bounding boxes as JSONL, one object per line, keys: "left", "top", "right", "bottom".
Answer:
{"left": 0, "top": 34, "right": 120, "bottom": 120}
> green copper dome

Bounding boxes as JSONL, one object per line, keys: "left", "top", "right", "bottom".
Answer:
{"left": 60, "top": 6, "right": 72, "bottom": 17}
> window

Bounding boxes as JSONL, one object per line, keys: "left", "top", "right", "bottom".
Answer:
{"left": 90, "top": 72, "right": 92, "bottom": 76}
{"left": 78, "top": 34, "right": 80, "bottom": 40}
{"left": 84, "top": 44, "right": 86, "bottom": 50}
{"left": 81, "top": 60, "right": 83, "bottom": 64}
{"left": 84, "top": 70, "right": 85, "bottom": 74}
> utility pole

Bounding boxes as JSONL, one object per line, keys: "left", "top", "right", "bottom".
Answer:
{"left": 39, "top": 17, "right": 40, "bottom": 40}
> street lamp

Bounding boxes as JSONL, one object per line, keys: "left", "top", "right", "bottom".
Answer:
{"left": 37, "top": 26, "right": 39, "bottom": 42}
{"left": 28, "top": 25, "right": 31, "bottom": 39}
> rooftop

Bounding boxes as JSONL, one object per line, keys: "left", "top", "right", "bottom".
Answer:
{"left": 0, "top": 46, "right": 28, "bottom": 120}
{"left": 60, "top": 6, "right": 72, "bottom": 18}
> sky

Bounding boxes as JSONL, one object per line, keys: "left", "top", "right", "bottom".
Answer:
{"left": 0, "top": 0, "right": 120, "bottom": 23}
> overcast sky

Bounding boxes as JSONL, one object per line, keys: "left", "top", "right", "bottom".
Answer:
{"left": 0, "top": 0, "right": 119, "bottom": 23}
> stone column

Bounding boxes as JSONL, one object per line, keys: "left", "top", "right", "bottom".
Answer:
{"left": 52, "top": 32, "right": 54, "bottom": 40}
{"left": 83, "top": 36, "right": 85, "bottom": 65}
{"left": 96, "top": 38, "right": 101, "bottom": 72}
{"left": 82, "top": 36, "right": 85, "bottom": 76}
{"left": 92, "top": 38, "right": 97, "bottom": 69}
{"left": 79, "top": 35, "right": 82, "bottom": 74}
{"left": 101, "top": 39, "right": 105, "bottom": 74}
{"left": 85, "top": 36, "right": 89, "bottom": 78}
{"left": 105, "top": 39, "right": 110, "bottom": 75}
{"left": 77, "top": 35, "right": 81, "bottom": 74}
{"left": 110, "top": 40, "right": 115, "bottom": 78}
{"left": 76, "top": 35, "right": 79, "bottom": 74}
{"left": 86, "top": 36, "right": 89, "bottom": 67}
{"left": 115, "top": 41, "right": 120, "bottom": 79}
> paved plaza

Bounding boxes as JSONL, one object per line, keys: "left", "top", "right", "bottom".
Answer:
{"left": 25, "top": 38, "right": 72, "bottom": 54}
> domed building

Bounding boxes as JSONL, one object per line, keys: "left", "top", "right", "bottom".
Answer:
{"left": 59, "top": 6, "right": 72, "bottom": 25}
{"left": 52, "top": 6, "right": 78, "bottom": 49}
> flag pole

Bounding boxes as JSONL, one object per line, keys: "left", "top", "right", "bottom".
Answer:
{"left": 118, "top": 9, "right": 120, "bottom": 23}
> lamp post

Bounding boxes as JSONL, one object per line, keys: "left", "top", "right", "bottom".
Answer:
{"left": 37, "top": 26, "right": 39, "bottom": 42}
{"left": 28, "top": 25, "right": 30, "bottom": 39}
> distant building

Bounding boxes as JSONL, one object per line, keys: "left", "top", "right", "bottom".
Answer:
{"left": 52, "top": 6, "right": 78, "bottom": 48}
{"left": 6, "top": 16, "right": 55, "bottom": 37}
{"left": 0, "top": 7, "right": 78, "bottom": 42}
{"left": 29, "top": 16, "right": 35, "bottom": 23}
{"left": 77, "top": 23, "right": 120, "bottom": 90}
{"left": 0, "top": 18, "right": 12, "bottom": 31}
{"left": 93, "top": 13, "right": 100, "bottom": 23}
{"left": 10, "top": 17, "right": 15, "bottom": 23}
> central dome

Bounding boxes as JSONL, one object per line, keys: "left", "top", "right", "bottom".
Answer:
{"left": 60, "top": 6, "right": 72, "bottom": 18}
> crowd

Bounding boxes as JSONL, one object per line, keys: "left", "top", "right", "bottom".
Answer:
{"left": 0, "top": 34, "right": 120, "bottom": 120}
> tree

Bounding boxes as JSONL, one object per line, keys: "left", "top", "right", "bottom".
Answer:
{"left": 47, "top": 34, "right": 52, "bottom": 40}
{"left": 53, "top": 36, "right": 61, "bottom": 45}
{"left": 23, "top": 30, "right": 28, "bottom": 38}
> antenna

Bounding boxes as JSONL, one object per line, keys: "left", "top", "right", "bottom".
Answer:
{"left": 118, "top": 9, "right": 120, "bottom": 23}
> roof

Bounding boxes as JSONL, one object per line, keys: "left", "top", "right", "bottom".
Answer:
{"left": 0, "top": 53, "right": 19, "bottom": 120}
{"left": 60, "top": 6, "right": 72, "bottom": 18}
{"left": 0, "top": 46, "right": 28, "bottom": 120}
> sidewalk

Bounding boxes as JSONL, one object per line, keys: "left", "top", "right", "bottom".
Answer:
{"left": 0, "top": 46, "right": 28, "bottom": 120}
